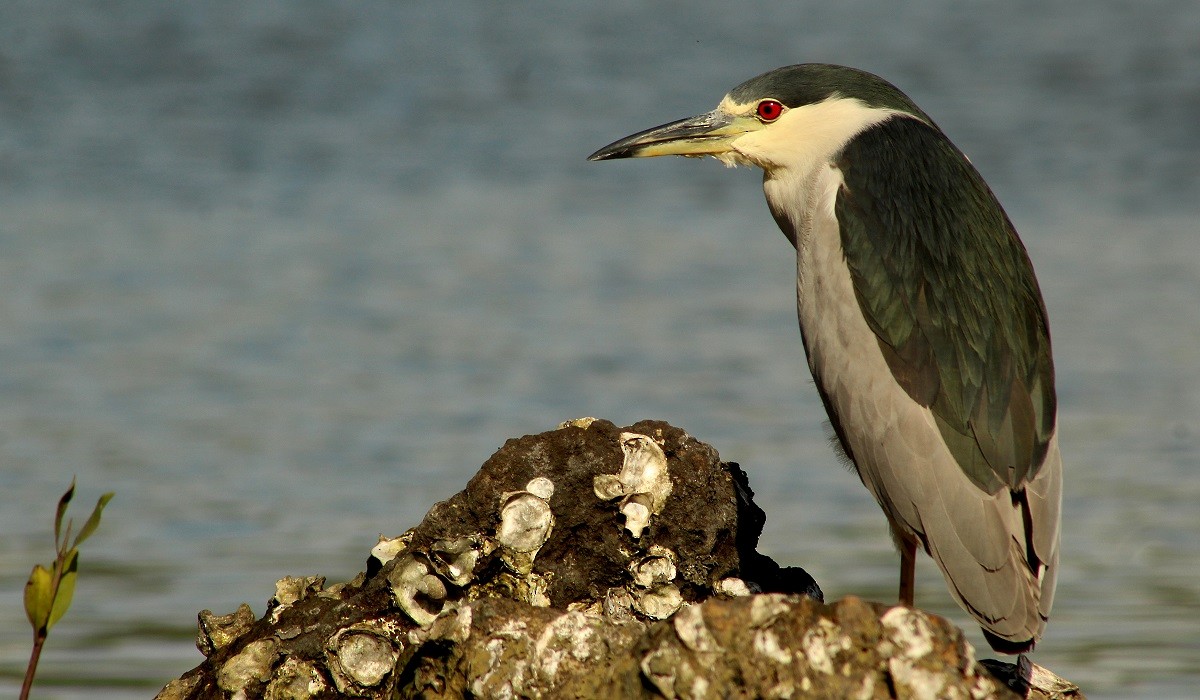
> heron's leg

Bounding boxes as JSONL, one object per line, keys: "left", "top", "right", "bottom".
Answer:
{"left": 897, "top": 531, "right": 917, "bottom": 606}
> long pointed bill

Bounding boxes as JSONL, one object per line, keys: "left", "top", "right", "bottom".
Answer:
{"left": 587, "top": 109, "right": 753, "bottom": 161}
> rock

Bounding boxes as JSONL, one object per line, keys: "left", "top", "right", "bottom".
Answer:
{"left": 156, "top": 419, "right": 1081, "bottom": 699}
{"left": 197, "top": 604, "right": 256, "bottom": 657}
{"left": 980, "top": 658, "right": 1087, "bottom": 700}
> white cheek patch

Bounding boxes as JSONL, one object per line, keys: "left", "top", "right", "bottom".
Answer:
{"left": 730, "top": 97, "right": 902, "bottom": 174}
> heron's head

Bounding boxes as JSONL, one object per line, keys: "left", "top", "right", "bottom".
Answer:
{"left": 588, "top": 64, "right": 933, "bottom": 174}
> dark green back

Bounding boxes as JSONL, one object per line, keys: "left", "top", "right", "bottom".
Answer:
{"left": 834, "top": 116, "right": 1056, "bottom": 494}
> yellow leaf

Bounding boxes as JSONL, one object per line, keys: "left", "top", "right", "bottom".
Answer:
{"left": 74, "top": 492, "right": 114, "bottom": 547}
{"left": 47, "top": 549, "right": 79, "bottom": 631}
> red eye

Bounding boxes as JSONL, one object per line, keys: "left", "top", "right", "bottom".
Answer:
{"left": 756, "top": 99, "right": 784, "bottom": 121}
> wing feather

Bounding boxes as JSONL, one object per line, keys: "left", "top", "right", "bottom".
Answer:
{"left": 828, "top": 115, "right": 1063, "bottom": 645}
{"left": 833, "top": 116, "right": 1056, "bottom": 494}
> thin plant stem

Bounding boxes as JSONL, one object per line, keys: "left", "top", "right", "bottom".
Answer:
{"left": 20, "top": 631, "right": 46, "bottom": 700}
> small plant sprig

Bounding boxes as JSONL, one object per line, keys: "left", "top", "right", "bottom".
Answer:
{"left": 21, "top": 480, "right": 113, "bottom": 700}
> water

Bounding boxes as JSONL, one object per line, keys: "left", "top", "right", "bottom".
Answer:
{"left": 1, "top": 2, "right": 1197, "bottom": 697}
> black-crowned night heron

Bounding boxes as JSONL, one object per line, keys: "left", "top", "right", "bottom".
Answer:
{"left": 589, "top": 64, "right": 1061, "bottom": 653}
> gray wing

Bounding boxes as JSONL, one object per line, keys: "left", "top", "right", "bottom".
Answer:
{"left": 834, "top": 115, "right": 1056, "bottom": 496}
{"left": 833, "top": 116, "right": 1060, "bottom": 645}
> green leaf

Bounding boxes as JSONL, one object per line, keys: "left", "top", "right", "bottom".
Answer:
{"left": 24, "top": 564, "right": 54, "bottom": 631}
{"left": 54, "top": 479, "right": 76, "bottom": 547}
{"left": 47, "top": 549, "right": 79, "bottom": 631}
{"left": 74, "top": 492, "right": 114, "bottom": 547}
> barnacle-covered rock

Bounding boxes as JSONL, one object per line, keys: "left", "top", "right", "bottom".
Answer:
{"left": 156, "top": 419, "right": 1080, "bottom": 699}
{"left": 369, "top": 532, "right": 410, "bottom": 568}
{"left": 496, "top": 482, "right": 555, "bottom": 574}
{"left": 326, "top": 624, "right": 399, "bottom": 694}
{"left": 982, "top": 657, "right": 1085, "bottom": 700}
{"left": 633, "top": 583, "right": 684, "bottom": 620}
{"left": 216, "top": 637, "right": 281, "bottom": 694}
{"left": 267, "top": 575, "right": 324, "bottom": 624}
{"left": 428, "top": 535, "right": 489, "bottom": 587}
{"left": 196, "top": 604, "right": 255, "bottom": 657}
{"left": 630, "top": 546, "right": 677, "bottom": 588}
{"left": 626, "top": 595, "right": 1016, "bottom": 700}
{"left": 594, "top": 432, "right": 673, "bottom": 539}
{"left": 557, "top": 416, "right": 598, "bottom": 430}
{"left": 387, "top": 554, "right": 447, "bottom": 627}
{"left": 714, "top": 576, "right": 754, "bottom": 597}
{"left": 262, "top": 657, "right": 328, "bottom": 700}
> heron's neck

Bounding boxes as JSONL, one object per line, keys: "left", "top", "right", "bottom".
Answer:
{"left": 762, "top": 166, "right": 842, "bottom": 253}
